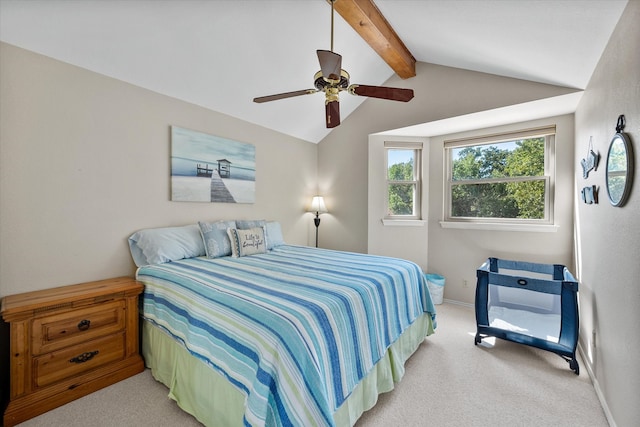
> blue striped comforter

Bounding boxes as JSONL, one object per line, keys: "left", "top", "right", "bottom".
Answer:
{"left": 137, "top": 245, "right": 436, "bottom": 426}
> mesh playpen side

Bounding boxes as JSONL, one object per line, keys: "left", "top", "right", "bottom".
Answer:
{"left": 475, "top": 258, "right": 580, "bottom": 374}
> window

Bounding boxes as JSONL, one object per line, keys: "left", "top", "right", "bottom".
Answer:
{"left": 385, "top": 142, "right": 422, "bottom": 220}
{"left": 443, "top": 126, "right": 555, "bottom": 226}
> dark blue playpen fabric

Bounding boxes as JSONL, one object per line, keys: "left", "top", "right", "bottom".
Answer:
{"left": 475, "top": 258, "right": 579, "bottom": 374}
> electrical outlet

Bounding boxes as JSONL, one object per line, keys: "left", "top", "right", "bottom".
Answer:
{"left": 462, "top": 279, "right": 469, "bottom": 288}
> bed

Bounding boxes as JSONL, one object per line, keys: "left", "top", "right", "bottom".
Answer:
{"left": 129, "top": 221, "right": 436, "bottom": 426}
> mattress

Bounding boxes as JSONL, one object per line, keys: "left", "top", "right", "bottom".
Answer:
{"left": 137, "top": 245, "right": 436, "bottom": 426}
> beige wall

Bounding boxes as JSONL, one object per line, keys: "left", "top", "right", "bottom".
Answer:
{"left": 0, "top": 43, "right": 318, "bottom": 297}
{"left": 574, "top": 1, "right": 640, "bottom": 425}
{"left": 318, "top": 62, "right": 578, "bottom": 254}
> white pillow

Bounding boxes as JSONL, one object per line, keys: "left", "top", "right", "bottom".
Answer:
{"left": 227, "top": 226, "right": 267, "bottom": 257}
{"left": 128, "top": 224, "right": 205, "bottom": 267}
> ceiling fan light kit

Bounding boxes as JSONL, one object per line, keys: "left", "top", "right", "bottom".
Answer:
{"left": 253, "top": 0, "right": 414, "bottom": 128}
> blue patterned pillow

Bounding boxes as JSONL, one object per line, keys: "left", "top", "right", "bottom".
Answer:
{"left": 198, "top": 220, "right": 237, "bottom": 258}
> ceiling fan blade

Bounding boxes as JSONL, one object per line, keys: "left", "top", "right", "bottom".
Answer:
{"left": 349, "top": 85, "right": 414, "bottom": 102}
{"left": 253, "top": 89, "right": 317, "bottom": 103}
{"left": 325, "top": 100, "right": 340, "bottom": 128}
{"left": 317, "top": 50, "right": 342, "bottom": 81}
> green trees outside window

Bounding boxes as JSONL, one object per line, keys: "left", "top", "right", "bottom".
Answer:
{"left": 387, "top": 148, "right": 420, "bottom": 217}
{"left": 450, "top": 138, "right": 546, "bottom": 219}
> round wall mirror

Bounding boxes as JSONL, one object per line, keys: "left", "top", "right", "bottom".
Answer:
{"left": 606, "top": 132, "right": 634, "bottom": 207}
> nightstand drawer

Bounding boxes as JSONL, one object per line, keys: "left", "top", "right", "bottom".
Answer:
{"left": 34, "top": 332, "right": 126, "bottom": 388}
{"left": 32, "top": 300, "right": 125, "bottom": 355}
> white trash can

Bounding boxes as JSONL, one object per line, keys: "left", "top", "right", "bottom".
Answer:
{"left": 425, "top": 273, "right": 445, "bottom": 305}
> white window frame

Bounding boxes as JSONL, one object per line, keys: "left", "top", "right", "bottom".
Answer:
{"left": 442, "top": 126, "right": 556, "bottom": 231}
{"left": 384, "top": 142, "right": 423, "bottom": 221}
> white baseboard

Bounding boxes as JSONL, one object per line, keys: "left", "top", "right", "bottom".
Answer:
{"left": 577, "top": 342, "right": 616, "bottom": 427}
{"left": 442, "top": 298, "right": 474, "bottom": 308}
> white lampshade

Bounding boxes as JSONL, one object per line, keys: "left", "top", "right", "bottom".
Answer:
{"left": 310, "top": 196, "right": 328, "bottom": 214}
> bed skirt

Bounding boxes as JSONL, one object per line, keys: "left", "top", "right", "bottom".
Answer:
{"left": 142, "top": 313, "right": 434, "bottom": 426}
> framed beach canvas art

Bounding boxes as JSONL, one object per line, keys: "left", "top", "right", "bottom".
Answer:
{"left": 171, "top": 126, "right": 256, "bottom": 203}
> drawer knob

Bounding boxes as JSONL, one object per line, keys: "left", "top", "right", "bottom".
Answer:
{"left": 69, "top": 350, "right": 99, "bottom": 364}
{"left": 77, "top": 319, "right": 91, "bottom": 331}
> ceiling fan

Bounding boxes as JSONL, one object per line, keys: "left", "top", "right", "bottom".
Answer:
{"left": 252, "top": 0, "right": 414, "bottom": 128}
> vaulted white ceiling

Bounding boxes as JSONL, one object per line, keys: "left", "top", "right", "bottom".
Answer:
{"left": 0, "top": 0, "right": 628, "bottom": 143}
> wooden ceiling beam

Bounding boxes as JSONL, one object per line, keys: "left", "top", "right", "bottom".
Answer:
{"left": 332, "top": 0, "right": 416, "bottom": 79}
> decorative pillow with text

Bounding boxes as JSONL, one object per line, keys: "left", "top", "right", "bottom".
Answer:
{"left": 227, "top": 226, "right": 267, "bottom": 257}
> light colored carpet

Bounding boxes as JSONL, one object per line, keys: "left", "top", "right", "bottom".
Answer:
{"left": 17, "top": 303, "right": 608, "bottom": 426}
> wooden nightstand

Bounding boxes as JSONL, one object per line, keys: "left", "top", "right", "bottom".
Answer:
{"left": 1, "top": 277, "right": 145, "bottom": 426}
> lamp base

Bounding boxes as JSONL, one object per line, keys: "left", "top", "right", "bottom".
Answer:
{"left": 314, "top": 213, "right": 320, "bottom": 247}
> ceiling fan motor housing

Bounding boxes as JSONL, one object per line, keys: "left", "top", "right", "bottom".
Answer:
{"left": 314, "top": 70, "right": 350, "bottom": 90}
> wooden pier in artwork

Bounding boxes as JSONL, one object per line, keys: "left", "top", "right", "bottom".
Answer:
{"left": 210, "top": 170, "right": 235, "bottom": 203}
{"left": 195, "top": 160, "right": 235, "bottom": 202}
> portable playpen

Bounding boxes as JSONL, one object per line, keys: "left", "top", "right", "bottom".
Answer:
{"left": 475, "top": 258, "right": 580, "bottom": 374}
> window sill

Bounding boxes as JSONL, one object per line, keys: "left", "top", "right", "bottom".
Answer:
{"left": 382, "top": 219, "right": 426, "bottom": 227}
{"left": 439, "top": 221, "right": 558, "bottom": 232}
